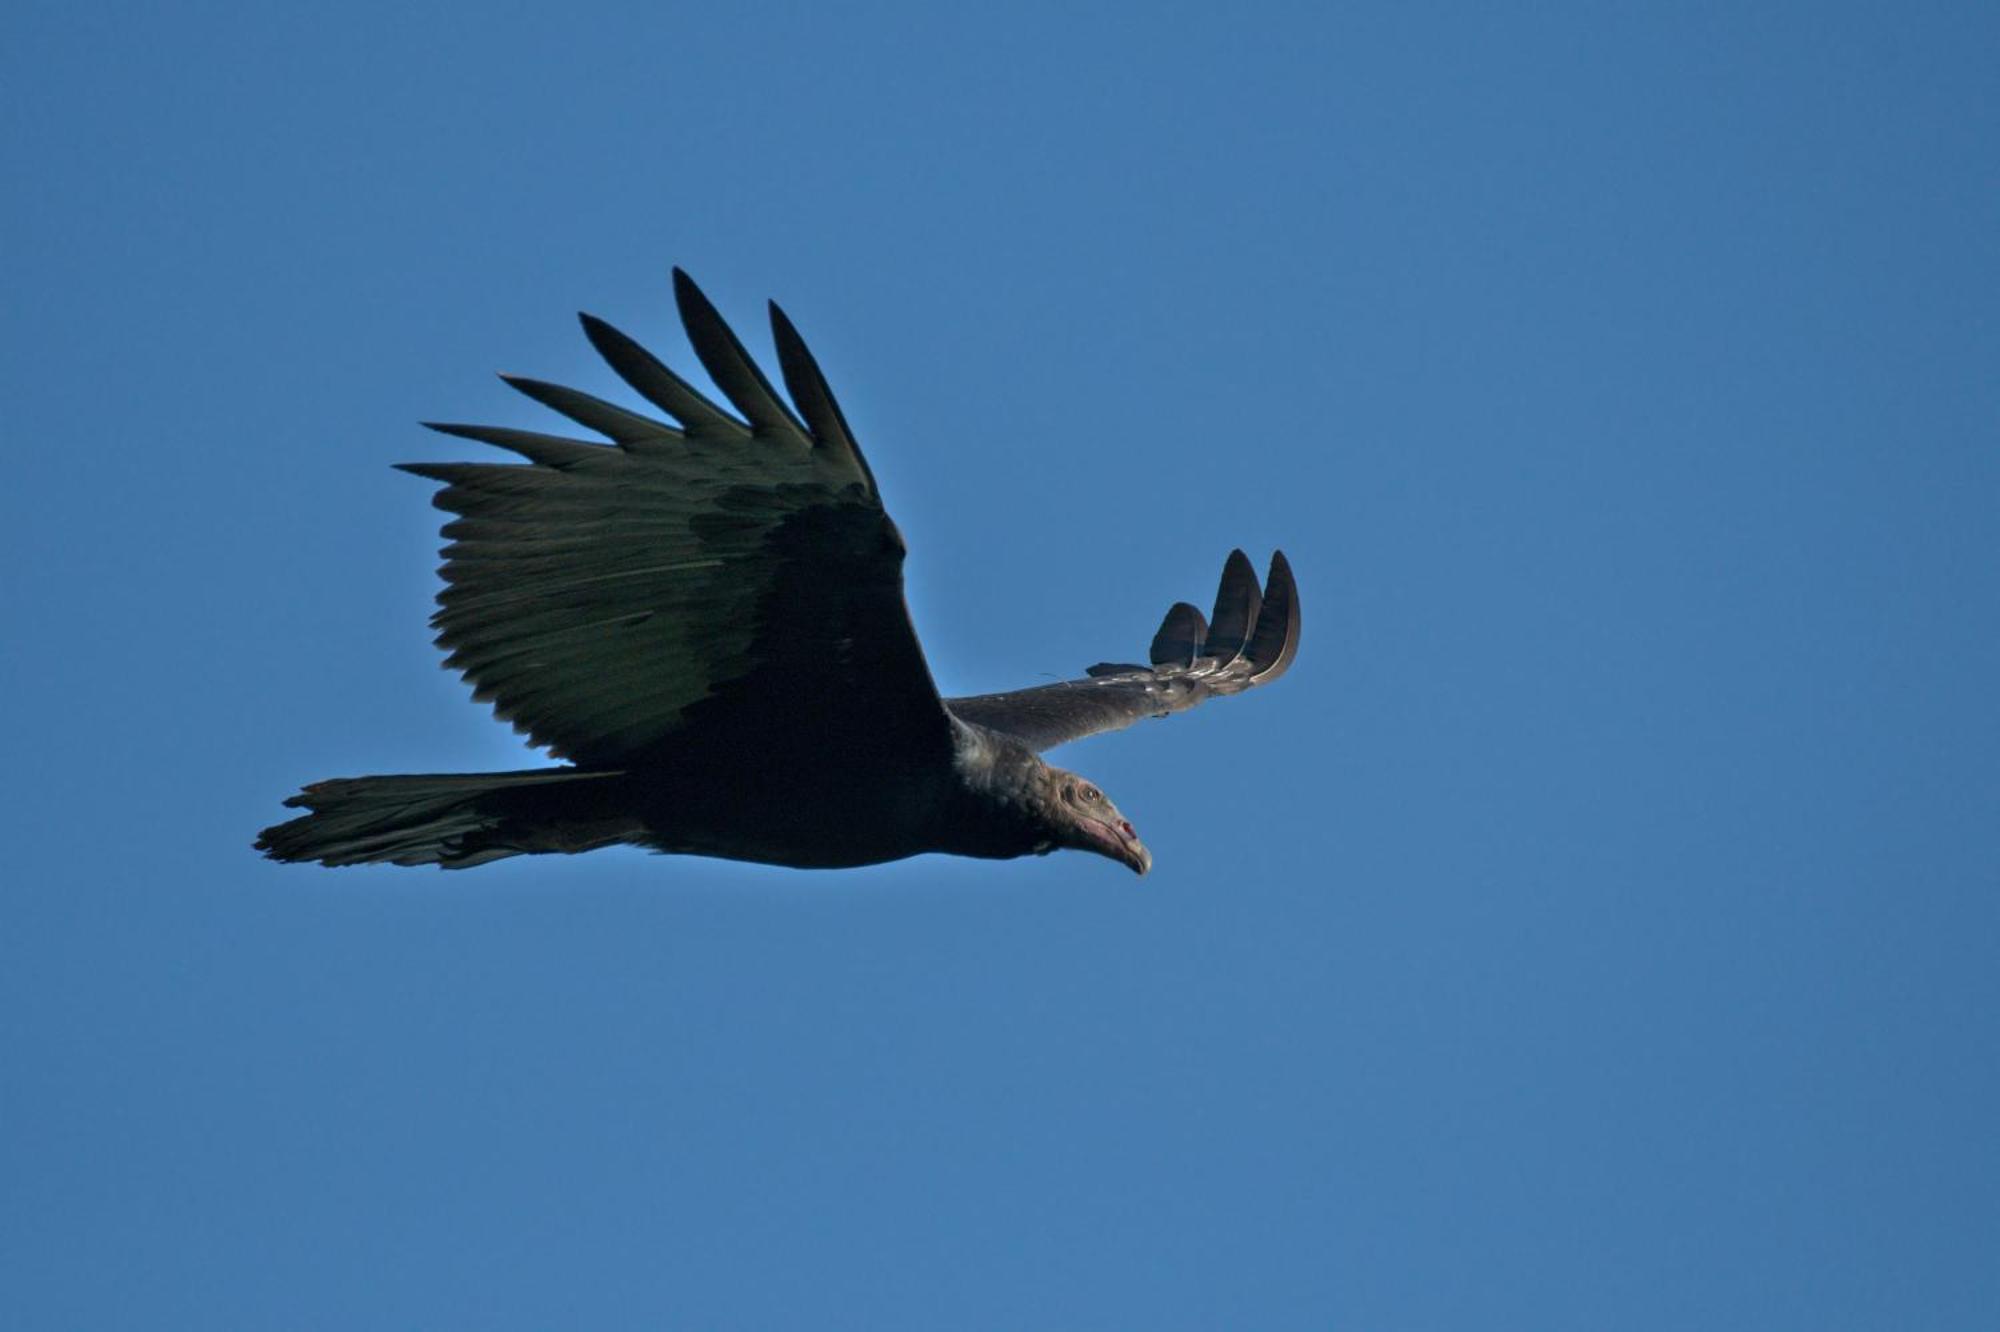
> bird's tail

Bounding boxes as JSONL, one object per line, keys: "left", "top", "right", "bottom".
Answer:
{"left": 255, "top": 768, "right": 635, "bottom": 869}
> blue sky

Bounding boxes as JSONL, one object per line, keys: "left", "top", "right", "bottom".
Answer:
{"left": 5, "top": 2, "right": 1996, "bottom": 1327}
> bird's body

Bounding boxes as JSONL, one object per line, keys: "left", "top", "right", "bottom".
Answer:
{"left": 258, "top": 270, "right": 1298, "bottom": 876}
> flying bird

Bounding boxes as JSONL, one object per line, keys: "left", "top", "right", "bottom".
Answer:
{"left": 257, "top": 270, "right": 1299, "bottom": 876}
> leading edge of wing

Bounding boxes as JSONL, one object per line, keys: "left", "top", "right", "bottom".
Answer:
{"left": 944, "top": 550, "right": 1300, "bottom": 752}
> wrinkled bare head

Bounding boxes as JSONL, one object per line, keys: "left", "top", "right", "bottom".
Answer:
{"left": 1038, "top": 766, "right": 1150, "bottom": 875}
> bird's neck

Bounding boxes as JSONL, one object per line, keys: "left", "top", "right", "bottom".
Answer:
{"left": 934, "top": 720, "right": 1054, "bottom": 861}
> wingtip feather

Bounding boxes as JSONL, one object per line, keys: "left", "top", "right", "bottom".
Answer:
{"left": 497, "top": 374, "right": 677, "bottom": 447}
{"left": 417, "top": 421, "right": 610, "bottom": 468}
{"left": 672, "top": 271, "right": 809, "bottom": 439}
{"left": 768, "top": 299, "right": 877, "bottom": 493}
{"left": 1202, "top": 548, "right": 1263, "bottom": 664}
{"left": 1245, "top": 550, "right": 1301, "bottom": 683}
{"left": 576, "top": 310, "right": 739, "bottom": 436}
{"left": 1150, "top": 601, "right": 1208, "bottom": 668}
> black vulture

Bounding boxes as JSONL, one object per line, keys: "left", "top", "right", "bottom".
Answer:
{"left": 257, "top": 271, "right": 1299, "bottom": 876}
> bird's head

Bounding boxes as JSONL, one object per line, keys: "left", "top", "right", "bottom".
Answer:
{"left": 1039, "top": 767, "right": 1151, "bottom": 876}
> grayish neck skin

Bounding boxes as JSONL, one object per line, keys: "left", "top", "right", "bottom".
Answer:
{"left": 941, "top": 719, "right": 1151, "bottom": 874}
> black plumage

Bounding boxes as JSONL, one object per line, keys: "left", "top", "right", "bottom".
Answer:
{"left": 257, "top": 270, "right": 1300, "bottom": 876}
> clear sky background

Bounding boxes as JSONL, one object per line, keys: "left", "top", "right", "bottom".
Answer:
{"left": 5, "top": 3, "right": 1995, "bottom": 1328}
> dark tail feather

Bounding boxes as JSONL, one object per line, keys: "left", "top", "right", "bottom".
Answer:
{"left": 255, "top": 768, "right": 633, "bottom": 869}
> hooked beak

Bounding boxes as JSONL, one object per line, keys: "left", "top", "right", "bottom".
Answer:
{"left": 1083, "top": 817, "right": 1151, "bottom": 876}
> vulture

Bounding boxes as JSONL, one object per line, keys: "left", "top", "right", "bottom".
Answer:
{"left": 257, "top": 270, "right": 1299, "bottom": 876}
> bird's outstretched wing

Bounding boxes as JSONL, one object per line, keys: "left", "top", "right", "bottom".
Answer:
{"left": 944, "top": 550, "right": 1300, "bottom": 752}
{"left": 397, "top": 269, "right": 953, "bottom": 768}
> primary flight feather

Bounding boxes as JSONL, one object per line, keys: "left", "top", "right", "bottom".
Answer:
{"left": 257, "top": 270, "right": 1299, "bottom": 876}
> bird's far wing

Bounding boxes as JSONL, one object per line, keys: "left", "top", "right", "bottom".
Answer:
{"left": 944, "top": 551, "right": 1300, "bottom": 752}
{"left": 398, "top": 269, "right": 954, "bottom": 768}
